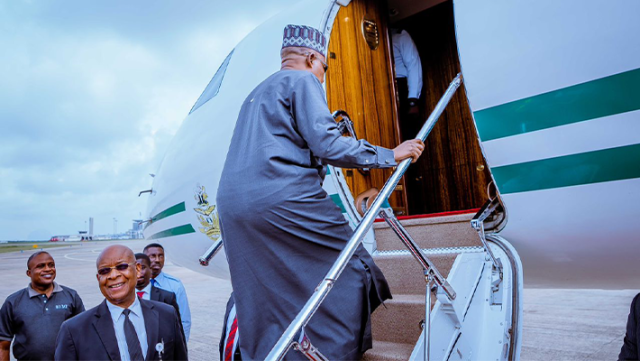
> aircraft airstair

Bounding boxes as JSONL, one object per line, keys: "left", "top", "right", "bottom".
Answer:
{"left": 365, "top": 211, "right": 483, "bottom": 360}
{"left": 264, "top": 74, "right": 522, "bottom": 361}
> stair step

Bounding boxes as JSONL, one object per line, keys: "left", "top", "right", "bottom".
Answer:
{"left": 363, "top": 340, "right": 415, "bottom": 361}
{"left": 374, "top": 252, "right": 457, "bottom": 295}
{"left": 374, "top": 213, "right": 481, "bottom": 251}
{"left": 362, "top": 340, "right": 414, "bottom": 361}
{"left": 366, "top": 213, "right": 482, "bottom": 359}
{"left": 372, "top": 294, "right": 431, "bottom": 345}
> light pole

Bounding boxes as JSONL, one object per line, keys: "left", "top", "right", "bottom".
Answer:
{"left": 113, "top": 218, "right": 118, "bottom": 237}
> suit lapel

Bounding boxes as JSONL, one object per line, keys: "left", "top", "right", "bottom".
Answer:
{"left": 141, "top": 299, "right": 160, "bottom": 361}
{"left": 93, "top": 300, "right": 122, "bottom": 361}
{"left": 150, "top": 285, "right": 160, "bottom": 302}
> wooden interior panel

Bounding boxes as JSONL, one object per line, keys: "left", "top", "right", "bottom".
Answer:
{"left": 394, "top": 0, "right": 491, "bottom": 214}
{"left": 326, "top": 0, "right": 407, "bottom": 214}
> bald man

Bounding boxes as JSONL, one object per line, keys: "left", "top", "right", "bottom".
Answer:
{"left": 55, "top": 245, "right": 187, "bottom": 361}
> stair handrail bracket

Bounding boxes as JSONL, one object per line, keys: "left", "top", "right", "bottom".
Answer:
{"left": 265, "top": 74, "right": 463, "bottom": 361}
{"left": 471, "top": 199, "right": 503, "bottom": 274}
{"left": 378, "top": 207, "right": 456, "bottom": 301}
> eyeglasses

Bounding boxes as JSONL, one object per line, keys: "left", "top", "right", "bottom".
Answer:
{"left": 97, "top": 263, "right": 134, "bottom": 276}
{"left": 317, "top": 58, "right": 328, "bottom": 72}
{"left": 304, "top": 52, "right": 328, "bottom": 72}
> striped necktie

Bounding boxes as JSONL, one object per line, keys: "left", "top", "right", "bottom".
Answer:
{"left": 224, "top": 317, "right": 238, "bottom": 361}
{"left": 123, "top": 309, "right": 144, "bottom": 361}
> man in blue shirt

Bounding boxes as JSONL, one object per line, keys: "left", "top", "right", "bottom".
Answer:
{"left": 143, "top": 243, "right": 191, "bottom": 341}
{"left": 0, "top": 251, "right": 84, "bottom": 361}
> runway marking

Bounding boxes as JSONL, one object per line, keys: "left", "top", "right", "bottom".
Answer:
{"left": 64, "top": 252, "right": 96, "bottom": 262}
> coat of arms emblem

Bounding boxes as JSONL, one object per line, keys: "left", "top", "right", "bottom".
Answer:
{"left": 194, "top": 184, "right": 221, "bottom": 241}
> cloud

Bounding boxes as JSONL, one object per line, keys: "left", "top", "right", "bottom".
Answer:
{"left": 0, "top": 1, "right": 291, "bottom": 240}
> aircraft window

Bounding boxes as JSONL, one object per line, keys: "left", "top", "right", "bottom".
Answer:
{"left": 190, "top": 49, "right": 234, "bottom": 114}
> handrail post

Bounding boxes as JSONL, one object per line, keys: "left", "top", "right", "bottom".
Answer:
{"left": 471, "top": 199, "right": 503, "bottom": 273}
{"left": 424, "top": 273, "right": 434, "bottom": 361}
{"left": 378, "top": 207, "right": 455, "bottom": 300}
{"left": 265, "top": 73, "right": 463, "bottom": 361}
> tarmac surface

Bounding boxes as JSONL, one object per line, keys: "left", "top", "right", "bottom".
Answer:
{"left": 0, "top": 239, "right": 635, "bottom": 360}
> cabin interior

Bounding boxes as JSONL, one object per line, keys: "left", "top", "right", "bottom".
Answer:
{"left": 326, "top": 0, "right": 493, "bottom": 216}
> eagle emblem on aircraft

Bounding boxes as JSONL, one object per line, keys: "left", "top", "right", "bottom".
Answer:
{"left": 194, "top": 184, "right": 221, "bottom": 241}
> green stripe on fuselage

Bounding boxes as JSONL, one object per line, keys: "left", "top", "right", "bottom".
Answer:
{"left": 330, "top": 193, "right": 347, "bottom": 213}
{"left": 151, "top": 202, "right": 186, "bottom": 223}
{"left": 475, "top": 68, "right": 640, "bottom": 141}
{"left": 493, "top": 143, "right": 640, "bottom": 194}
{"left": 148, "top": 224, "right": 196, "bottom": 240}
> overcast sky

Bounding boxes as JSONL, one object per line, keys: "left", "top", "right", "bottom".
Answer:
{"left": 0, "top": 0, "right": 291, "bottom": 240}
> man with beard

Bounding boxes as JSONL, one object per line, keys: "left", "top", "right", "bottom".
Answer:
{"left": 54, "top": 245, "right": 187, "bottom": 361}
{"left": 143, "top": 243, "right": 191, "bottom": 341}
{"left": 0, "top": 251, "right": 84, "bottom": 361}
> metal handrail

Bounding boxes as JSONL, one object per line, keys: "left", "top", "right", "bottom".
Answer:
{"left": 377, "top": 206, "right": 456, "bottom": 361}
{"left": 199, "top": 239, "right": 224, "bottom": 266}
{"left": 265, "top": 73, "right": 463, "bottom": 361}
{"left": 378, "top": 208, "right": 455, "bottom": 300}
{"left": 471, "top": 199, "right": 503, "bottom": 273}
{"left": 332, "top": 110, "right": 358, "bottom": 139}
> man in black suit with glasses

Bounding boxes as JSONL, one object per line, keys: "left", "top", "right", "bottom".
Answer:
{"left": 55, "top": 245, "right": 187, "bottom": 361}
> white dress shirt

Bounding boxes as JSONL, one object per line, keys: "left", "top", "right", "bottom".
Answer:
{"left": 136, "top": 283, "right": 152, "bottom": 301}
{"left": 153, "top": 271, "right": 191, "bottom": 341}
{"left": 392, "top": 29, "right": 423, "bottom": 99}
{"left": 106, "top": 297, "right": 148, "bottom": 361}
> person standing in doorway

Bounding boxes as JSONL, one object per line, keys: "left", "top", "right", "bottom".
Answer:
{"left": 391, "top": 28, "right": 423, "bottom": 138}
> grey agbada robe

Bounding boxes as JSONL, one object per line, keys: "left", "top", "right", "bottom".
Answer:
{"left": 217, "top": 69, "right": 395, "bottom": 360}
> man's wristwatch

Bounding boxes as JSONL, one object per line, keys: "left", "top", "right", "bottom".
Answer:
{"left": 408, "top": 98, "right": 418, "bottom": 107}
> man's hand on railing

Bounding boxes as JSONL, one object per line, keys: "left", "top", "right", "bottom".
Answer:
{"left": 393, "top": 139, "right": 425, "bottom": 163}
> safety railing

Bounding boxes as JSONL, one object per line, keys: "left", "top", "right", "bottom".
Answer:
{"left": 266, "top": 73, "right": 463, "bottom": 361}
{"left": 471, "top": 198, "right": 504, "bottom": 273}
{"left": 199, "top": 239, "right": 224, "bottom": 266}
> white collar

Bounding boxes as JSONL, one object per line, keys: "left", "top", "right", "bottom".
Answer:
{"left": 106, "top": 296, "right": 143, "bottom": 324}
{"left": 137, "top": 282, "right": 152, "bottom": 295}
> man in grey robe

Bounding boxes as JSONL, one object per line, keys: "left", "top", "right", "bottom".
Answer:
{"left": 217, "top": 24, "right": 424, "bottom": 360}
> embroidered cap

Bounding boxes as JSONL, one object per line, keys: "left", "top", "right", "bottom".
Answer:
{"left": 282, "top": 24, "right": 327, "bottom": 55}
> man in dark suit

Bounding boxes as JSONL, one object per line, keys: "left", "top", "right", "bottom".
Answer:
{"left": 54, "top": 245, "right": 187, "bottom": 361}
{"left": 619, "top": 293, "right": 640, "bottom": 360}
{"left": 134, "top": 253, "right": 184, "bottom": 339}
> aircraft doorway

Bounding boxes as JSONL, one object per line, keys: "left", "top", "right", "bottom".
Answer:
{"left": 326, "top": 0, "right": 492, "bottom": 216}
{"left": 388, "top": 0, "right": 492, "bottom": 215}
